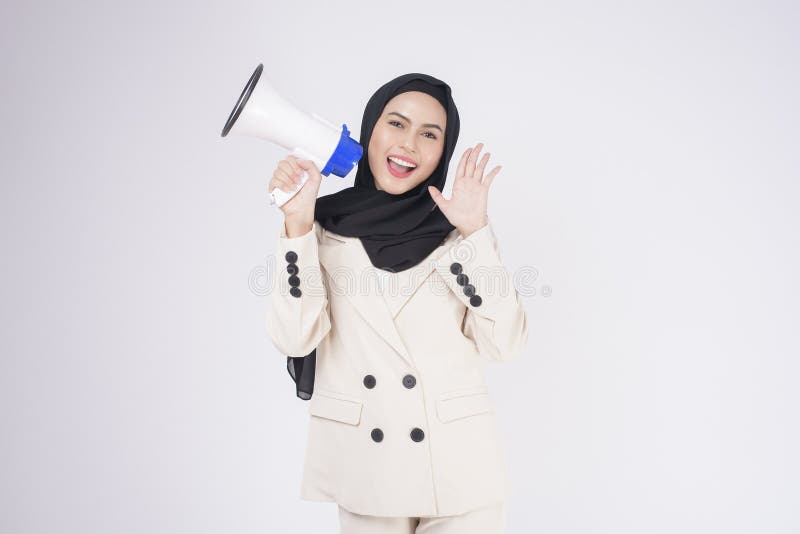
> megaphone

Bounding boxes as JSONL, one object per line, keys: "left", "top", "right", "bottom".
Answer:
{"left": 221, "top": 63, "right": 363, "bottom": 207}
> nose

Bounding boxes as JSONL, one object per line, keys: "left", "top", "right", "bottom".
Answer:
{"left": 400, "top": 129, "right": 417, "bottom": 153}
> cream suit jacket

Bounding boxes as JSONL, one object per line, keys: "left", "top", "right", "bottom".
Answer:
{"left": 265, "top": 219, "right": 529, "bottom": 518}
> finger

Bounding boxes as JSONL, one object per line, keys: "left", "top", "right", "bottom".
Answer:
{"left": 279, "top": 161, "right": 302, "bottom": 183}
{"left": 275, "top": 177, "right": 296, "bottom": 193}
{"left": 296, "top": 159, "right": 321, "bottom": 180}
{"left": 483, "top": 165, "right": 502, "bottom": 188}
{"left": 285, "top": 157, "right": 302, "bottom": 175}
{"left": 269, "top": 179, "right": 287, "bottom": 194}
{"left": 277, "top": 168, "right": 300, "bottom": 185}
{"left": 274, "top": 169, "right": 300, "bottom": 191}
{"left": 475, "top": 152, "right": 490, "bottom": 182}
{"left": 278, "top": 162, "right": 298, "bottom": 183}
{"left": 456, "top": 147, "right": 471, "bottom": 178}
{"left": 466, "top": 142, "right": 484, "bottom": 179}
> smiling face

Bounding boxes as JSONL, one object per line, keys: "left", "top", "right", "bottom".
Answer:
{"left": 367, "top": 91, "right": 447, "bottom": 194}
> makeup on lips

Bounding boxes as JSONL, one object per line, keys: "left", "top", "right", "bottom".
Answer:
{"left": 386, "top": 154, "right": 417, "bottom": 178}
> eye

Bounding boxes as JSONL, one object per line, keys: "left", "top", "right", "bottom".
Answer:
{"left": 389, "top": 120, "right": 403, "bottom": 128}
{"left": 423, "top": 132, "right": 437, "bottom": 140}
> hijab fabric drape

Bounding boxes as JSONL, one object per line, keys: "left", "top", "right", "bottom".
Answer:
{"left": 287, "top": 73, "right": 461, "bottom": 400}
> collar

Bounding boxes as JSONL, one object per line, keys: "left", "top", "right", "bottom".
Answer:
{"left": 317, "top": 226, "right": 460, "bottom": 368}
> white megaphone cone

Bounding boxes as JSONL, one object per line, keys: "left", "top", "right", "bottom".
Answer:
{"left": 221, "top": 64, "right": 363, "bottom": 207}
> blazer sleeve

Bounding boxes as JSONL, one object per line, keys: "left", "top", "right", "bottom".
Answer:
{"left": 434, "top": 220, "right": 529, "bottom": 362}
{"left": 265, "top": 221, "right": 332, "bottom": 357}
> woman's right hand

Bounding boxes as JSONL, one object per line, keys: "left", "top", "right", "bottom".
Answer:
{"left": 269, "top": 155, "right": 323, "bottom": 226}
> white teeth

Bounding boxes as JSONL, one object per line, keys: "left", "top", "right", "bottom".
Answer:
{"left": 388, "top": 156, "right": 417, "bottom": 168}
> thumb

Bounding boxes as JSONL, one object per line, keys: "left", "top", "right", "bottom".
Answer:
{"left": 428, "top": 185, "right": 445, "bottom": 208}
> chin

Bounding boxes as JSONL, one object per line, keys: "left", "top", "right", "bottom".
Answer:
{"left": 380, "top": 184, "right": 407, "bottom": 195}
{"left": 376, "top": 177, "right": 412, "bottom": 195}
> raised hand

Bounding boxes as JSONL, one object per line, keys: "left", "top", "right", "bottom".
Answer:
{"left": 427, "top": 143, "right": 501, "bottom": 238}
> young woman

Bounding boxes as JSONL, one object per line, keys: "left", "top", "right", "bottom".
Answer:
{"left": 266, "top": 73, "right": 528, "bottom": 534}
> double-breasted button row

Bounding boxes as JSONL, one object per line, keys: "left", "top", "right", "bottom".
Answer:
{"left": 370, "top": 427, "right": 425, "bottom": 443}
{"left": 364, "top": 373, "right": 423, "bottom": 443}
{"left": 449, "top": 262, "right": 483, "bottom": 307}
{"left": 285, "top": 250, "right": 301, "bottom": 298}
{"left": 362, "top": 373, "right": 416, "bottom": 389}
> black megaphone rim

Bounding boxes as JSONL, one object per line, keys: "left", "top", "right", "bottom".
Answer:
{"left": 221, "top": 63, "right": 264, "bottom": 137}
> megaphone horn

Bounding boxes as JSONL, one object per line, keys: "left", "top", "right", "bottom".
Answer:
{"left": 221, "top": 63, "right": 363, "bottom": 207}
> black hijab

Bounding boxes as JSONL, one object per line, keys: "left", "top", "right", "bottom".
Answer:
{"left": 287, "top": 73, "right": 461, "bottom": 400}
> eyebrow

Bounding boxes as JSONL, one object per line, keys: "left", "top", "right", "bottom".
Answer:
{"left": 387, "top": 112, "right": 444, "bottom": 134}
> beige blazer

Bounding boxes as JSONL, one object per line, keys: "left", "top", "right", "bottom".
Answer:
{"left": 266, "top": 219, "right": 528, "bottom": 518}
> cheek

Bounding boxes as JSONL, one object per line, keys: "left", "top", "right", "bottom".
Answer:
{"left": 423, "top": 144, "right": 445, "bottom": 172}
{"left": 367, "top": 136, "right": 383, "bottom": 164}
{"left": 369, "top": 125, "right": 392, "bottom": 150}
{"left": 367, "top": 139, "right": 389, "bottom": 179}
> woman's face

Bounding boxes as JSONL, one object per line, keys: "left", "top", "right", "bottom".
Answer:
{"left": 367, "top": 91, "right": 447, "bottom": 194}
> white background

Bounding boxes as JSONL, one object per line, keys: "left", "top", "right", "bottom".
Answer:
{"left": 1, "top": 0, "right": 798, "bottom": 532}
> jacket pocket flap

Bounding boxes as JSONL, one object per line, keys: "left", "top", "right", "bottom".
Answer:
{"left": 436, "top": 386, "right": 494, "bottom": 423}
{"left": 308, "top": 388, "right": 363, "bottom": 425}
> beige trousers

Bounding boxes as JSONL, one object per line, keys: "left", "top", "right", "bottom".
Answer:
{"left": 338, "top": 501, "right": 506, "bottom": 534}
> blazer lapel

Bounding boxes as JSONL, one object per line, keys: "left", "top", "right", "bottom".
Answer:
{"left": 318, "top": 228, "right": 459, "bottom": 368}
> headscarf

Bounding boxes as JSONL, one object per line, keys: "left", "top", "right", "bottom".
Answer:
{"left": 286, "top": 73, "right": 461, "bottom": 400}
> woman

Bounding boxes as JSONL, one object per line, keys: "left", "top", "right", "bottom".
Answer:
{"left": 266, "top": 73, "right": 528, "bottom": 534}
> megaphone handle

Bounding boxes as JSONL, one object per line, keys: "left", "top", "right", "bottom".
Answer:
{"left": 269, "top": 146, "right": 315, "bottom": 208}
{"left": 269, "top": 172, "right": 309, "bottom": 208}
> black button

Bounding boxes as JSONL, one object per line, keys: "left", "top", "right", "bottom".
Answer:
{"left": 371, "top": 428, "right": 384, "bottom": 442}
{"left": 363, "top": 375, "right": 376, "bottom": 389}
{"left": 456, "top": 273, "right": 469, "bottom": 286}
{"left": 463, "top": 284, "right": 476, "bottom": 297}
{"left": 402, "top": 374, "right": 416, "bottom": 389}
{"left": 285, "top": 251, "right": 298, "bottom": 263}
{"left": 286, "top": 263, "right": 299, "bottom": 275}
{"left": 410, "top": 428, "right": 425, "bottom": 442}
{"left": 289, "top": 287, "right": 302, "bottom": 298}
{"left": 449, "top": 262, "right": 462, "bottom": 275}
{"left": 288, "top": 275, "right": 300, "bottom": 287}
{"left": 470, "top": 295, "right": 482, "bottom": 307}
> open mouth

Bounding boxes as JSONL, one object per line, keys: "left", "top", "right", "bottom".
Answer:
{"left": 386, "top": 156, "right": 416, "bottom": 178}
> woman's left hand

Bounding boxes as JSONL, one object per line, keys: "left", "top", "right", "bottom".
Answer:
{"left": 428, "top": 142, "right": 501, "bottom": 238}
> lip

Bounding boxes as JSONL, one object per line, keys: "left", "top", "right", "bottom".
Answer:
{"left": 386, "top": 157, "right": 415, "bottom": 178}
{"left": 388, "top": 154, "right": 418, "bottom": 166}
